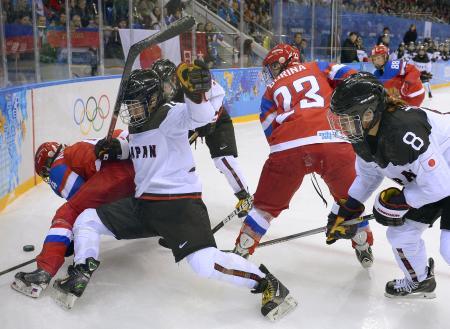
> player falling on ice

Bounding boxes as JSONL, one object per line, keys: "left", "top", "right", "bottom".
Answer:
{"left": 51, "top": 64, "right": 298, "bottom": 321}
{"left": 11, "top": 131, "right": 135, "bottom": 298}
{"left": 151, "top": 59, "right": 253, "bottom": 218}
{"left": 232, "top": 43, "right": 374, "bottom": 267}
{"left": 371, "top": 44, "right": 425, "bottom": 106}
{"left": 327, "top": 72, "right": 450, "bottom": 298}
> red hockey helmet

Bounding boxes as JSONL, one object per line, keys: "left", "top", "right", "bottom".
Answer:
{"left": 371, "top": 45, "right": 389, "bottom": 69}
{"left": 34, "top": 142, "right": 61, "bottom": 181}
{"left": 262, "top": 43, "right": 301, "bottom": 84}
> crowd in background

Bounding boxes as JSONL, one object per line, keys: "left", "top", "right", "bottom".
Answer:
{"left": 342, "top": 0, "right": 450, "bottom": 24}
{"left": 341, "top": 24, "right": 450, "bottom": 64}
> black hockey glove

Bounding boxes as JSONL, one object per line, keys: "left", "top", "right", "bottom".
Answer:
{"left": 373, "top": 187, "right": 409, "bottom": 226}
{"left": 420, "top": 72, "right": 433, "bottom": 82}
{"left": 176, "top": 59, "right": 212, "bottom": 104}
{"left": 195, "top": 122, "right": 216, "bottom": 137}
{"left": 94, "top": 138, "right": 124, "bottom": 161}
{"left": 326, "top": 197, "right": 364, "bottom": 245}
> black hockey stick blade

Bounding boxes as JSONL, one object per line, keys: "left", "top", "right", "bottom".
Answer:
{"left": 106, "top": 16, "right": 196, "bottom": 142}
{"left": 0, "top": 258, "right": 36, "bottom": 276}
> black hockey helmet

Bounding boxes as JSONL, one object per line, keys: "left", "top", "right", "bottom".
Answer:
{"left": 120, "top": 69, "right": 163, "bottom": 127}
{"left": 151, "top": 59, "right": 180, "bottom": 102}
{"left": 327, "top": 72, "right": 387, "bottom": 143}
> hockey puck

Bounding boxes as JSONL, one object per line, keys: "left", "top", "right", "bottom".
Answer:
{"left": 23, "top": 245, "right": 35, "bottom": 252}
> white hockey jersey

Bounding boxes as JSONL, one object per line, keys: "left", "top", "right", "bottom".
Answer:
{"left": 128, "top": 84, "right": 225, "bottom": 199}
{"left": 349, "top": 107, "right": 450, "bottom": 209}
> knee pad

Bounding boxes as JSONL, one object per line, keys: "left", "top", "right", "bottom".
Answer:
{"left": 386, "top": 219, "right": 428, "bottom": 248}
{"left": 73, "top": 209, "right": 102, "bottom": 235}
{"left": 440, "top": 229, "right": 450, "bottom": 265}
{"left": 186, "top": 247, "right": 218, "bottom": 279}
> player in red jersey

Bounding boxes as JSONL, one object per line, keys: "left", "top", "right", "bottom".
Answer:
{"left": 233, "top": 44, "right": 374, "bottom": 267}
{"left": 11, "top": 130, "right": 135, "bottom": 298}
{"left": 372, "top": 44, "right": 425, "bottom": 106}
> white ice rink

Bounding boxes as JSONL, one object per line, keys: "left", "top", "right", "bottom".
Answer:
{"left": 1, "top": 88, "right": 449, "bottom": 329}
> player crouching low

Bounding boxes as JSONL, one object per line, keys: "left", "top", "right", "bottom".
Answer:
{"left": 327, "top": 72, "right": 450, "bottom": 298}
{"left": 51, "top": 63, "right": 297, "bottom": 320}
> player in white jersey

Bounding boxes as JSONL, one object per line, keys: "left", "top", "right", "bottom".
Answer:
{"left": 152, "top": 59, "right": 252, "bottom": 219}
{"left": 52, "top": 63, "right": 297, "bottom": 320}
{"left": 327, "top": 72, "right": 450, "bottom": 298}
{"left": 412, "top": 46, "right": 433, "bottom": 98}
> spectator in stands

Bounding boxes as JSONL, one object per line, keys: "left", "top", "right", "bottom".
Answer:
{"left": 150, "top": 6, "right": 162, "bottom": 30}
{"left": 18, "top": 14, "right": 32, "bottom": 26}
{"left": 341, "top": 31, "right": 359, "bottom": 63}
{"left": 218, "top": 1, "right": 238, "bottom": 27}
{"left": 197, "top": 22, "right": 205, "bottom": 32}
{"left": 403, "top": 24, "right": 418, "bottom": 45}
{"left": 377, "top": 27, "right": 390, "bottom": 46}
{"left": 356, "top": 35, "right": 369, "bottom": 62}
{"left": 291, "top": 32, "right": 303, "bottom": 52}
{"left": 56, "top": 13, "right": 67, "bottom": 28}
{"left": 71, "top": 14, "right": 82, "bottom": 29}
{"left": 165, "top": 7, "right": 182, "bottom": 26}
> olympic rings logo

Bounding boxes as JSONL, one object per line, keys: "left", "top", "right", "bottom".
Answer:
{"left": 73, "top": 95, "right": 110, "bottom": 135}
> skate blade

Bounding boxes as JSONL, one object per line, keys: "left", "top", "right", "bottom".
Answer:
{"left": 359, "top": 258, "right": 374, "bottom": 269}
{"left": 11, "top": 280, "right": 46, "bottom": 298}
{"left": 384, "top": 291, "right": 436, "bottom": 299}
{"left": 265, "top": 295, "right": 298, "bottom": 322}
{"left": 53, "top": 288, "right": 78, "bottom": 310}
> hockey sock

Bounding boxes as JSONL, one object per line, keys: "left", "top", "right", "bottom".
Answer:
{"left": 440, "top": 229, "right": 450, "bottom": 265}
{"left": 73, "top": 209, "right": 114, "bottom": 265}
{"left": 186, "top": 247, "right": 264, "bottom": 289}
{"left": 213, "top": 156, "right": 248, "bottom": 194}
{"left": 386, "top": 219, "right": 429, "bottom": 282}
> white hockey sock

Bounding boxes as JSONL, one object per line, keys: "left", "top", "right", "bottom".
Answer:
{"left": 386, "top": 219, "right": 429, "bottom": 282}
{"left": 73, "top": 209, "right": 114, "bottom": 265}
{"left": 440, "top": 229, "right": 450, "bottom": 265}
{"left": 186, "top": 247, "right": 264, "bottom": 289}
{"left": 213, "top": 156, "right": 248, "bottom": 194}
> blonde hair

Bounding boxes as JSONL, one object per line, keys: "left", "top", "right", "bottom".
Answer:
{"left": 386, "top": 94, "right": 407, "bottom": 113}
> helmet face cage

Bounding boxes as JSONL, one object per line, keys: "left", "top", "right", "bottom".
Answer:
{"left": 262, "top": 44, "right": 300, "bottom": 85}
{"left": 327, "top": 109, "right": 365, "bottom": 143}
{"left": 120, "top": 100, "right": 148, "bottom": 127}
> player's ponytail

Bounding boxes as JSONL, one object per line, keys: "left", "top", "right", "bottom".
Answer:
{"left": 386, "top": 94, "right": 406, "bottom": 113}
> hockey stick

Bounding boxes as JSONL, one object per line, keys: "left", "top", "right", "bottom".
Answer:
{"left": 0, "top": 258, "right": 36, "bottom": 277}
{"left": 222, "top": 214, "right": 374, "bottom": 251}
{"left": 106, "top": 16, "right": 196, "bottom": 143}
{"left": 256, "top": 214, "right": 374, "bottom": 249}
{"left": 189, "top": 131, "right": 199, "bottom": 145}
{"left": 424, "top": 81, "right": 433, "bottom": 98}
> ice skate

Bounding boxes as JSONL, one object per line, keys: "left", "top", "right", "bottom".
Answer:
{"left": 53, "top": 257, "right": 99, "bottom": 309}
{"left": 11, "top": 268, "right": 52, "bottom": 298}
{"left": 252, "top": 264, "right": 298, "bottom": 321}
{"left": 352, "top": 229, "right": 374, "bottom": 268}
{"left": 385, "top": 258, "right": 436, "bottom": 299}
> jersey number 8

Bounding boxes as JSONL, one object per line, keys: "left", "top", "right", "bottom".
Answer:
{"left": 403, "top": 131, "right": 424, "bottom": 151}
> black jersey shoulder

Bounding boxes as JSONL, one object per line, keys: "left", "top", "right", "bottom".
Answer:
{"left": 129, "top": 102, "right": 177, "bottom": 134}
{"left": 377, "top": 106, "right": 431, "bottom": 166}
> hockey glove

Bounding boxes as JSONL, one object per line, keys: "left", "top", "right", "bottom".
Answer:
{"left": 326, "top": 197, "right": 364, "bottom": 245}
{"left": 94, "top": 138, "right": 128, "bottom": 161}
{"left": 176, "top": 59, "right": 212, "bottom": 104}
{"left": 373, "top": 187, "right": 409, "bottom": 226}
{"left": 420, "top": 72, "right": 433, "bottom": 83}
{"left": 234, "top": 189, "right": 253, "bottom": 218}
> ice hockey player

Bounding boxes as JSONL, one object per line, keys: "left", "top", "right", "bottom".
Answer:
{"left": 11, "top": 130, "right": 135, "bottom": 298}
{"left": 232, "top": 43, "right": 374, "bottom": 268}
{"left": 371, "top": 44, "right": 425, "bottom": 106}
{"left": 389, "top": 42, "right": 406, "bottom": 61}
{"left": 411, "top": 45, "right": 433, "bottom": 98}
{"left": 327, "top": 72, "right": 450, "bottom": 298}
{"left": 52, "top": 64, "right": 298, "bottom": 321}
{"left": 152, "top": 59, "right": 252, "bottom": 218}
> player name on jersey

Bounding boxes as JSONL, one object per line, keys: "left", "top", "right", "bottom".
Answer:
{"left": 130, "top": 145, "right": 157, "bottom": 159}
